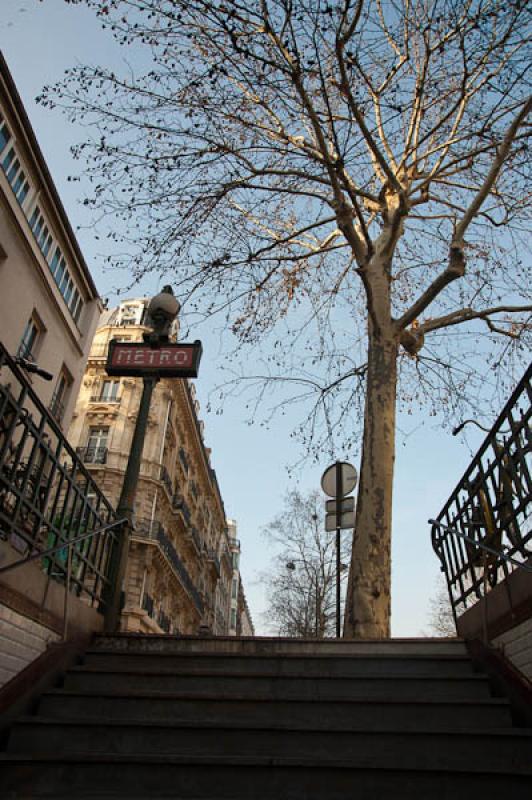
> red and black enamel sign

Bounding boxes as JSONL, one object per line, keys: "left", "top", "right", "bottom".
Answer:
{"left": 106, "top": 340, "right": 202, "bottom": 378}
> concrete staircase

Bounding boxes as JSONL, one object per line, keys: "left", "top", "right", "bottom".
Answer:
{"left": 1, "top": 634, "right": 531, "bottom": 798}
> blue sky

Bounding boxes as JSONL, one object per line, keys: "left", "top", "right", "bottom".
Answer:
{"left": 1, "top": 0, "right": 496, "bottom": 635}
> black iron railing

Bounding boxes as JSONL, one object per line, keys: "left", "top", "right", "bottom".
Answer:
{"left": 134, "top": 517, "right": 204, "bottom": 615}
{"left": 206, "top": 548, "right": 221, "bottom": 577}
{"left": 189, "top": 525, "right": 202, "bottom": 552}
{"left": 431, "top": 362, "right": 532, "bottom": 624}
{"left": 160, "top": 464, "right": 173, "bottom": 496}
{"left": 178, "top": 447, "right": 189, "bottom": 473}
{"left": 142, "top": 591, "right": 154, "bottom": 617}
{"left": 173, "top": 493, "right": 191, "bottom": 524}
{"left": 0, "top": 342, "right": 120, "bottom": 617}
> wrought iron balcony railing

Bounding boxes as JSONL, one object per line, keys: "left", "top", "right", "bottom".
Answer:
{"left": 206, "top": 548, "right": 221, "bottom": 577}
{"left": 160, "top": 464, "right": 173, "bottom": 496}
{"left": 76, "top": 446, "right": 108, "bottom": 465}
{"left": 189, "top": 525, "right": 202, "bottom": 553}
{"left": 178, "top": 447, "right": 189, "bottom": 473}
{"left": 89, "top": 394, "right": 120, "bottom": 404}
{"left": 133, "top": 517, "right": 204, "bottom": 615}
{"left": 431, "top": 362, "right": 532, "bottom": 624}
{"left": 172, "top": 493, "right": 191, "bottom": 524}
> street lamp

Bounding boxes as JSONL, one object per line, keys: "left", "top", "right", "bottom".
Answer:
{"left": 14, "top": 356, "right": 53, "bottom": 381}
{"left": 104, "top": 286, "right": 180, "bottom": 631}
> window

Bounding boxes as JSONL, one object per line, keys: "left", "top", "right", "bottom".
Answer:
{"left": 99, "top": 380, "right": 120, "bottom": 402}
{"left": 28, "top": 209, "right": 84, "bottom": 325}
{"left": 17, "top": 316, "right": 41, "bottom": 361}
{"left": 0, "top": 114, "right": 84, "bottom": 326}
{"left": 49, "top": 368, "right": 72, "bottom": 425}
{"left": 232, "top": 578, "right": 238, "bottom": 599}
{"left": 84, "top": 426, "right": 109, "bottom": 464}
{"left": 2, "top": 146, "right": 15, "bottom": 172}
{"left": 0, "top": 120, "right": 11, "bottom": 155}
{"left": 231, "top": 608, "right": 237, "bottom": 629}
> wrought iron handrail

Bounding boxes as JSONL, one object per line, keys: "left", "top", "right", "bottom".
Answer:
{"left": 0, "top": 517, "right": 126, "bottom": 640}
{"left": 0, "top": 341, "right": 119, "bottom": 631}
{"left": 430, "top": 520, "right": 532, "bottom": 573}
{"left": 431, "top": 361, "right": 531, "bottom": 624}
{"left": 0, "top": 518, "right": 127, "bottom": 576}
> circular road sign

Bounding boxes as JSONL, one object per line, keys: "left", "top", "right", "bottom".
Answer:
{"left": 321, "top": 461, "right": 358, "bottom": 498}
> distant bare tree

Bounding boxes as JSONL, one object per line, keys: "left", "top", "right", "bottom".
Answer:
{"left": 48, "top": 0, "right": 531, "bottom": 636}
{"left": 261, "top": 490, "right": 349, "bottom": 637}
{"left": 426, "top": 573, "right": 456, "bottom": 637}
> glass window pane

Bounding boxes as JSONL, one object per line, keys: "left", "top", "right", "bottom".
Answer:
{"left": 17, "top": 180, "right": 29, "bottom": 205}
{"left": 59, "top": 268, "right": 70, "bottom": 294}
{"left": 2, "top": 147, "right": 15, "bottom": 172}
{"left": 12, "top": 169, "right": 25, "bottom": 196}
{"left": 55, "top": 257, "right": 65, "bottom": 286}
{"left": 50, "top": 247, "right": 60, "bottom": 275}
{"left": 0, "top": 123, "right": 11, "bottom": 155}
{"left": 63, "top": 277, "right": 74, "bottom": 305}
{"left": 42, "top": 234, "right": 52, "bottom": 259}
{"left": 6, "top": 157, "right": 20, "bottom": 185}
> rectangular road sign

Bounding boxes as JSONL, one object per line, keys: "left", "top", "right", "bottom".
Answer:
{"left": 106, "top": 340, "right": 202, "bottom": 378}
{"left": 325, "top": 510, "right": 355, "bottom": 531}
{"left": 325, "top": 497, "right": 354, "bottom": 514}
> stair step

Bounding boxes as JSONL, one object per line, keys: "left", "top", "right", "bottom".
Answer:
{"left": 38, "top": 689, "right": 512, "bottom": 730}
{"left": 83, "top": 650, "right": 476, "bottom": 677}
{"left": 8, "top": 717, "right": 532, "bottom": 769}
{"left": 63, "top": 665, "right": 493, "bottom": 701}
{"left": 93, "top": 634, "right": 467, "bottom": 657}
{"left": 1, "top": 753, "right": 530, "bottom": 799}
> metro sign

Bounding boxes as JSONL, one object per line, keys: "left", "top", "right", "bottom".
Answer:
{"left": 106, "top": 340, "right": 202, "bottom": 378}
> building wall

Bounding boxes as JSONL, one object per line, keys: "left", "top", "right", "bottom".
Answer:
{"left": 0, "top": 53, "right": 102, "bottom": 432}
{"left": 68, "top": 300, "right": 234, "bottom": 636}
{"left": 0, "top": 53, "right": 104, "bottom": 687}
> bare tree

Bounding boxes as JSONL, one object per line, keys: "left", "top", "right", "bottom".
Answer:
{"left": 46, "top": 0, "right": 531, "bottom": 636}
{"left": 261, "top": 489, "right": 349, "bottom": 637}
{"left": 426, "top": 573, "right": 456, "bottom": 637}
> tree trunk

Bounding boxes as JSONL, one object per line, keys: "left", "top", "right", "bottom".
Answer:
{"left": 343, "top": 325, "right": 398, "bottom": 638}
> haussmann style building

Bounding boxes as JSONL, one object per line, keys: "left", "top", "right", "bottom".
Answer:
{"left": 67, "top": 298, "right": 239, "bottom": 636}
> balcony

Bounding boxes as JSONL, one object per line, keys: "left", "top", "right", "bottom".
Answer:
{"left": 134, "top": 518, "right": 204, "bottom": 614}
{"left": 206, "top": 549, "right": 221, "bottom": 578}
{"left": 90, "top": 393, "right": 120, "bottom": 404}
{"left": 189, "top": 525, "right": 202, "bottom": 553}
{"left": 89, "top": 343, "right": 109, "bottom": 359}
{"left": 76, "top": 446, "right": 108, "bottom": 465}
{"left": 221, "top": 546, "right": 233, "bottom": 573}
{"left": 178, "top": 447, "right": 189, "bottom": 473}
{"left": 160, "top": 465, "right": 173, "bottom": 496}
{"left": 172, "top": 493, "right": 191, "bottom": 525}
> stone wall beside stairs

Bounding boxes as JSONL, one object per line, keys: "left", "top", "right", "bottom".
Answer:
{"left": 0, "top": 603, "right": 59, "bottom": 689}
{"left": 494, "top": 617, "right": 532, "bottom": 681}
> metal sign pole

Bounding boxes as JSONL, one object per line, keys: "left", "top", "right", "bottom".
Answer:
{"left": 335, "top": 461, "right": 341, "bottom": 638}
{"left": 104, "top": 376, "right": 157, "bottom": 632}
